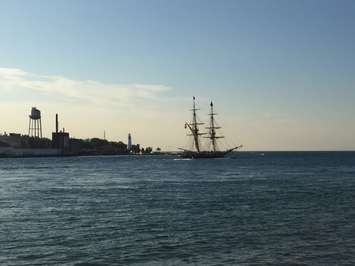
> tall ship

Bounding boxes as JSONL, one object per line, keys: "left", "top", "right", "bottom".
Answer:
{"left": 179, "top": 97, "right": 242, "bottom": 159}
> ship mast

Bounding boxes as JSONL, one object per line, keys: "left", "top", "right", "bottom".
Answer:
{"left": 185, "top": 96, "right": 205, "bottom": 152}
{"left": 205, "top": 101, "right": 223, "bottom": 152}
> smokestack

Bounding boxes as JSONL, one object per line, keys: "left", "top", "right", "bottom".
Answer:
{"left": 55, "top": 114, "right": 59, "bottom": 133}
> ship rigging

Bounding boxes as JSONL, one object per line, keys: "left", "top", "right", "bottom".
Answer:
{"left": 179, "top": 97, "right": 242, "bottom": 159}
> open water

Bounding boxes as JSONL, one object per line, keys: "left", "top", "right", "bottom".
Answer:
{"left": 0, "top": 152, "right": 355, "bottom": 265}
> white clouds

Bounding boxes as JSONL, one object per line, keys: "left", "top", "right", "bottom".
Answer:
{"left": 0, "top": 67, "right": 187, "bottom": 149}
{"left": 0, "top": 67, "right": 172, "bottom": 107}
{"left": 1, "top": 68, "right": 353, "bottom": 150}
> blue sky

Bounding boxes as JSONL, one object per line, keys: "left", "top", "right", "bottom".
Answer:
{"left": 0, "top": 0, "right": 354, "bottom": 150}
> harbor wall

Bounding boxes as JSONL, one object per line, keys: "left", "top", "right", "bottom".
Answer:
{"left": 0, "top": 147, "right": 61, "bottom": 158}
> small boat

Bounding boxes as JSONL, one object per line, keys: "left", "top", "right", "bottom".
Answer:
{"left": 179, "top": 97, "right": 242, "bottom": 159}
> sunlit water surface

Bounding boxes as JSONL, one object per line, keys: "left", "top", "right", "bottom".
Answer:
{"left": 1, "top": 152, "right": 355, "bottom": 265}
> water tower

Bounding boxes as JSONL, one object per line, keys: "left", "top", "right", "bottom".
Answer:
{"left": 28, "top": 107, "right": 42, "bottom": 138}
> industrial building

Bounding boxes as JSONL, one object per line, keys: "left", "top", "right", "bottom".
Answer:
{"left": 0, "top": 107, "right": 62, "bottom": 157}
{"left": 52, "top": 114, "right": 70, "bottom": 151}
{"left": 0, "top": 107, "right": 149, "bottom": 157}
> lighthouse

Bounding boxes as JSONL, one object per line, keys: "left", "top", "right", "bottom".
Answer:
{"left": 127, "top": 133, "right": 132, "bottom": 151}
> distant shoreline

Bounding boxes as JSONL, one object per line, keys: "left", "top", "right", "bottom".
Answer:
{"left": 0, "top": 150, "right": 354, "bottom": 159}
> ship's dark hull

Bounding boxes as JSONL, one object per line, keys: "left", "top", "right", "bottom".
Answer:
{"left": 180, "top": 150, "right": 230, "bottom": 159}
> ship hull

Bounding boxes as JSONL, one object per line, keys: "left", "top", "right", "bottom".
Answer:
{"left": 180, "top": 150, "right": 230, "bottom": 159}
